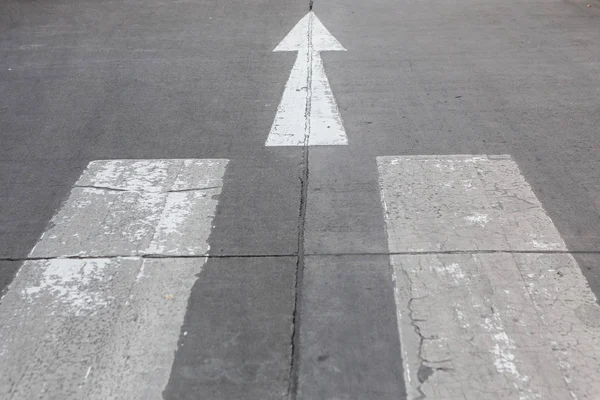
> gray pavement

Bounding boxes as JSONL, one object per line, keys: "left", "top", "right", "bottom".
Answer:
{"left": 2, "top": 0, "right": 600, "bottom": 398}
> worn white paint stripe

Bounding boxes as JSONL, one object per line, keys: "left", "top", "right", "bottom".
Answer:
{"left": 266, "top": 12, "right": 347, "bottom": 147}
{"left": 31, "top": 159, "right": 225, "bottom": 257}
{"left": 378, "top": 155, "right": 600, "bottom": 400}
{"left": 0, "top": 159, "right": 227, "bottom": 400}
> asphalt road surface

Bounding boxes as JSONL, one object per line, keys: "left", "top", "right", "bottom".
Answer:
{"left": 1, "top": 0, "right": 600, "bottom": 399}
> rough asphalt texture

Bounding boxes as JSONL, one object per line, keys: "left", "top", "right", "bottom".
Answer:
{"left": 1, "top": 0, "right": 600, "bottom": 398}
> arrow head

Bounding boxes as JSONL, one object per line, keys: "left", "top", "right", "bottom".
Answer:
{"left": 274, "top": 12, "right": 346, "bottom": 52}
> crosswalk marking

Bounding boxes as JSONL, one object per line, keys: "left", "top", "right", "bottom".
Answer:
{"left": 378, "top": 155, "right": 600, "bottom": 400}
{"left": 0, "top": 159, "right": 227, "bottom": 400}
{"left": 266, "top": 12, "right": 348, "bottom": 147}
{"left": 3, "top": 154, "right": 599, "bottom": 399}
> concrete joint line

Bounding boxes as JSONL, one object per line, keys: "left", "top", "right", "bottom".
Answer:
{"left": 288, "top": 15, "right": 313, "bottom": 398}
{"left": 0, "top": 254, "right": 298, "bottom": 262}
{"left": 4, "top": 249, "right": 600, "bottom": 263}
{"left": 289, "top": 125, "right": 310, "bottom": 399}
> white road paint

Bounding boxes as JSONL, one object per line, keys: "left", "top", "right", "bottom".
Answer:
{"left": 378, "top": 155, "right": 600, "bottom": 400}
{"left": 266, "top": 12, "right": 347, "bottom": 146}
{"left": 0, "top": 159, "right": 227, "bottom": 400}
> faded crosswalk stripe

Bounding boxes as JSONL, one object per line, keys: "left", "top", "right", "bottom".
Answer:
{"left": 378, "top": 155, "right": 600, "bottom": 400}
{"left": 0, "top": 159, "right": 227, "bottom": 400}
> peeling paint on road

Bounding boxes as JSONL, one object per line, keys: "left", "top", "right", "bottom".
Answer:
{"left": 0, "top": 159, "right": 227, "bottom": 400}
{"left": 378, "top": 155, "right": 600, "bottom": 400}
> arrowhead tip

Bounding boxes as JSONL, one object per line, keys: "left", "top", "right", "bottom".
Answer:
{"left": 274, "top": 12, "right": 346, "bottom": 52}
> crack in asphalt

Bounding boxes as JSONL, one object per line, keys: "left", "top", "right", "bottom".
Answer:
{"left": 403, "top": 262, "right": 454, "bottom": 400}
{"left": 288, "top": 10, "right": 314, "bottom": 399}
{"left": 74, "top": 185, "right": 222, "bottom": 193}
{"left": 407, "top": 294, "right": 454, "bottom": 400}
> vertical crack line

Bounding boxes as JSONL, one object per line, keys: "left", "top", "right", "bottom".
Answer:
{"left": 304, "top": 13, "right": 314, "bottom": 148}
{"left": 309, "top": 0, "right": 314, "bottom": 10}
{"left": 288, "top": 12, "right": 313, "bottom": 400}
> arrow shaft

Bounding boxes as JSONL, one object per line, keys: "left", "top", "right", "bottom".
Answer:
{"left": 266, "top": 49, "right": 347, "bottom": 146}
{"left": 266, "top": 49, "right": 311, "bottom": 146}
{"left": 308, "top": 50, "right": 346, "bottom": 146}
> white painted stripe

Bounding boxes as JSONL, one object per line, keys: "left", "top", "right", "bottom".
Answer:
{"left": 378, "top": 155, "right": 600, "bottom": 400}
{"left": 266, "top": 12, "right": 347, "bottom": 147}
{"left": 0, "top": 159, "right": 227, "bottom": 400}
{"left": 31, "top": 159, "right": 224, "bottom": 257}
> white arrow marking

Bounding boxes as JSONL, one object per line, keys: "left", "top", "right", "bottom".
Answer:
{"left": 266, "top": 12, "right": 347, "bottom": 147}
